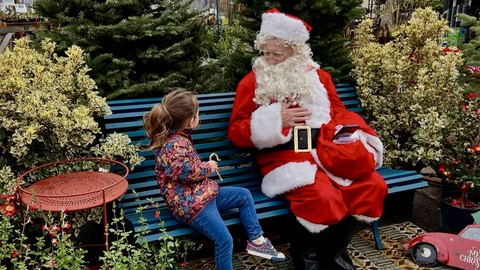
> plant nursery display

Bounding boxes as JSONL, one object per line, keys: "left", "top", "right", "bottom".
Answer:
{"left": 0, "top": 38, "right": 197, "bottom": 269}
{"left": 351, "top": 7, "right": 480, "bottom": 234}
{"left": 437, "top": 13, "right": 480, "bottom": 234}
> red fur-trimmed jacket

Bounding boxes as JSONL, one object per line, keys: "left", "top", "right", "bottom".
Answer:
{"left": 228, "top": 68, "right": 383, "bottom": 197}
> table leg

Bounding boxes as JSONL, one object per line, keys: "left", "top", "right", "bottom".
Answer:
{"left": 102, "top": 190, "right": 109, "bottom": 251}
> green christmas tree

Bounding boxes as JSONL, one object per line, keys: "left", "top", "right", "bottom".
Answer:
{"left": 33, "top": 0, "right": 217, "bottom": 99}
{"left": 458, "top": 13, "right": 480, "bottom": 95}
{"left": 228, "top": 0, "right": 364, "bottom": 83}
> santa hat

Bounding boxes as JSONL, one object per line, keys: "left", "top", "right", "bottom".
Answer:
{"left": 259, "top": 8, "right": 312, "bottom": 43}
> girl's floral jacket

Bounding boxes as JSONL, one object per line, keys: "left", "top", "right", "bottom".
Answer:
{"left": 155, "top": 128, "right": 220, "bottom": 224}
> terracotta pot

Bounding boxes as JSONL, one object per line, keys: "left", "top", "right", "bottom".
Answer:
{"left": 439, "top": 190, "right": 480, "bottom": 234}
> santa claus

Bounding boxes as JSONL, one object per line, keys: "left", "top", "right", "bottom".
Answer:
{"left": 228, "top": 8, "right": 388, "bottom": 270}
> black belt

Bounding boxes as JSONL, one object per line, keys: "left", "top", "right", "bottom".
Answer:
{"left": 263, "top": 127, "right": 320, "bottom": 152}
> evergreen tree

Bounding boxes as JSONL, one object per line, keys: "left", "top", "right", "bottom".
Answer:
{"left": 211, "top": 20, "right": 257, "bottom": 92}
{"left": 33, "top": 0, "right": 217, "bottom": 99}
{"left": 458, "top": 14, "right": 480, "bottom": 95}
{"left": 229, "top": 0, "right": 364, "bottom": 83}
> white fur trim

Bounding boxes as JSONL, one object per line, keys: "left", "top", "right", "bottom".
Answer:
{"left": 311, "top": 150, "right": 353, "bottom": 187}
{"left": 353, "top": 214, "right": 380, "bottom": 223}
{"left": 251, "top": 103, "right": 292, "bottom": 149}
{"left": 304, "top": 70, "right": 331, "bottom": 128}
{"left": 261, "top": 161, "right": 317, "bottom": 197}
{"left": 296, "top": 216, "right": 328, "bottom": 233}
{"left": 260, "top": 12, "right": 309, "bottom": 43}
{"left": 356, "top": 131, "right": 384, "bottom": 168}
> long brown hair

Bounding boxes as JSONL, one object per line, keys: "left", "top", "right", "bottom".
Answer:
{"left": 142, "top": 89, "right": 199, "bottom": 150}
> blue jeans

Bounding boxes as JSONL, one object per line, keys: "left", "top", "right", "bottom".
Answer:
{"left": 188, "top": 186, "right": 264, "bottom": 270}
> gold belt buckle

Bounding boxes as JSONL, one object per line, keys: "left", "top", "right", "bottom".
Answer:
{"left": 293, "top": 126, "right": 312, "bottom": 153}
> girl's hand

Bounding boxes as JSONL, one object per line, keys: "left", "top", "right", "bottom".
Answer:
{"left": 208, "top": 160, "right": 218, "bottom": 171}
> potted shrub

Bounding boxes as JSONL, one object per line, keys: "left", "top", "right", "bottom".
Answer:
{"left": 437, "top": 13, "right": 480, "bottom": 234}
{"left": 438, "top": 91, "right": 480, "bottom": 233}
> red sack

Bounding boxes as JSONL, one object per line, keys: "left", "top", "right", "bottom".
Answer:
{"left": 316, "top": 120, "right": 376, "bottom": 181}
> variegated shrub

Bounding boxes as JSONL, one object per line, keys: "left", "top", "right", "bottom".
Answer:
{"left": 350, "top": 7, "right": 465, "bottom": 169}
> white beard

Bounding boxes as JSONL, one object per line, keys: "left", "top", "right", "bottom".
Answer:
{"left": 252, "top": 55, "right": 317, "bottom": 106}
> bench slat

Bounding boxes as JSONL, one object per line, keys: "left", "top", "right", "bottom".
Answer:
{"left": 105, "top": 104, "right": 233, "bottom": 120}
{"left": 106, "top": 92, "right": 235, "bottom": 106}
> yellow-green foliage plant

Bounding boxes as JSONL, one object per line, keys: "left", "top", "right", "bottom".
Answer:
{"left": 0, "top": 38, "right": 146, "bottom": 268}
{"left": 0, "top": 37, "right": 144, "bottom": 177}
{"left": 1, "top": 38, "right": 142, "bottom": 171}
{"left": 350, "top": 7, "right": 466, "bottom": 170}
{"left": 0, "top": 37, "right": 143, "bottom": 206}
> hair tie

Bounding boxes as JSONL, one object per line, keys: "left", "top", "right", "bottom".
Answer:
{"left": 161, "top": 104, "right": 167, "bottom": 111}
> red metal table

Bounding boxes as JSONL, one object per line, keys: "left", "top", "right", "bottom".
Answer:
{"left": 17, "top": 158, "right": 129, "bottom": 250}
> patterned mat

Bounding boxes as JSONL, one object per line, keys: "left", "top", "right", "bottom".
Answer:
{"left": 181, "top": 222, "right": 456, "bottom": 270}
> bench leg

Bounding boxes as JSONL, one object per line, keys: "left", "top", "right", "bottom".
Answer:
{"left": 371, "top": 220, "right": 383, "bottom": 250}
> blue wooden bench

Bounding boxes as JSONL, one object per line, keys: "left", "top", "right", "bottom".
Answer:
{"left": 102, "top": 83, "right": 429, "bottom": 250}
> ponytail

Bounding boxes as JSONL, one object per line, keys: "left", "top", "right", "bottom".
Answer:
{"left": 142, "top": 89, "right": 199, "bottom": 150}
{"left": 143, "top": 103, "right": 171, "bottom": 150}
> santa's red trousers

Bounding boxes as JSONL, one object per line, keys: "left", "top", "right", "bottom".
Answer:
{"left": 258, "top": 150, "right": 388, "bottom": 227}
{"left": 284, "top": 168, "right": 387, "bottom": 226}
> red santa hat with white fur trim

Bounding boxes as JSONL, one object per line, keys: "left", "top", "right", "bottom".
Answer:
{"left": 259, "top": 8, "right": 312, "bottom": 43}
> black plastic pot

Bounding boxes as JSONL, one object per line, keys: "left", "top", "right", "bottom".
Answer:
{"left": 439, "top": 190, "right": 480, "bottom": 234}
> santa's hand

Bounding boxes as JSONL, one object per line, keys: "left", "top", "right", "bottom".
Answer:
{"left": 281, "top": 103, "right": 312, "bottom": 127}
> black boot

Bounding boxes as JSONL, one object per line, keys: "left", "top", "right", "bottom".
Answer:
{"left": 290, "top": 231, "right": 307, "bottom": 269}
{"left": 289, "top": 215, "right": 309, "bottom": 270}
{"left": 289, "top": 215, "right": 330, "bottom": 270}
{"left": 322, "top": 216, "right": 363, "bottom": 270}
{"left": 303, "top": 248, "right": 320, "bottom": 270}
{"left": 329, "top": 249, "right": 356, "bottom": 270}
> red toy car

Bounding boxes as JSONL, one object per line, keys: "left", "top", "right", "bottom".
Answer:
{"left": 404, "top": 224, "right": 480, "bottom": 269}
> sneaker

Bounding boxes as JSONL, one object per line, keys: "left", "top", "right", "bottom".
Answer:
{"left": 246, "top": 238, "right": 287, "bottom": 261}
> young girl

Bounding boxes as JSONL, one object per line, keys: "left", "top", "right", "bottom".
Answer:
{"left": 142, "top": 89, "right": 286, "bottom": 269}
